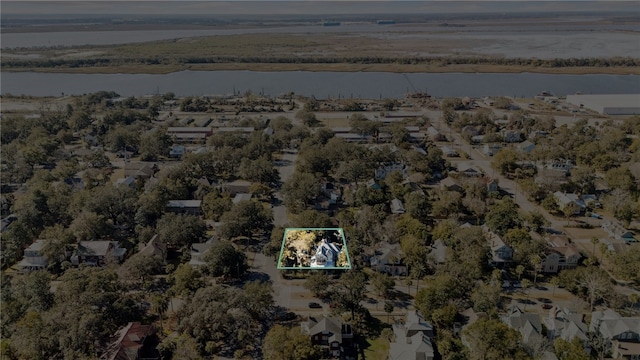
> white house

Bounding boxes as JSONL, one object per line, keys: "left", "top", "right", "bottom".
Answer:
{"left": 17, "top": 239, "right": 48, "bottom": 272}
{"left": 390, "top": 198, "right": 406, "bottom": 214}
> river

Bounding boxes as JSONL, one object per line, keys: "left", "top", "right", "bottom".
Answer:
{"left": 1, "top": 71, "right": 638, "bottom": 98}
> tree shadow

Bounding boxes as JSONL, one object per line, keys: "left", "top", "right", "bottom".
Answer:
{"left": 245, "top": 271, "right": 271, "bottom": 283}
{"left": 517, "top": 299, "right": 537, "bottom": 305}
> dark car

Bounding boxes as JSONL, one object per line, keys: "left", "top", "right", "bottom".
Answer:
{"left": 308, "top": 302, "right": 322, "bottom": 308}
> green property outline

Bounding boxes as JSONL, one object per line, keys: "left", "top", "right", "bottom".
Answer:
{"left": 277, "top": 227, "right": 352, "bottom": 270}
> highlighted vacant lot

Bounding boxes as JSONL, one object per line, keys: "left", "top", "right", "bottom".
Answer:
{"left": 277, "top": 228, "right": 351, "bottom": 270}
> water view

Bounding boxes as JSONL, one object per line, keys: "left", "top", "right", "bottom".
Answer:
{"left": 2, "top": 71, "right": 639, "bottom": 98}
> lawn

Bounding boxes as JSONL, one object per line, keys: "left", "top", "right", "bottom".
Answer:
{"left": 362, "top": 336, "right": 390, "bottom": 360}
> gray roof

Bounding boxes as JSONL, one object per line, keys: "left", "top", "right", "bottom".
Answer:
{"left": 232, "top": 193, "right": 253, "bottom": 204}
{"left": 302, "top": 316, "right": 343, "bottom": 343}
{"left": 167, "top": 200, "right": 202, "bottom": 208}
{"left": 78, "top": 241, "right": 119, "bottom": 257}
{"left": 389, "top": 332, "right": 434, "bottom": 360}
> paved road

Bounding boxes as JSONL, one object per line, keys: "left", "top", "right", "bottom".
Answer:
{"left": 273, "top": 151, "right": 298, "bottom": 227}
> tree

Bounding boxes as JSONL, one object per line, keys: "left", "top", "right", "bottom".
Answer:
{"left": 281, "top": 171, "right": 321, "bottom": 213}
{"left": 414, "top": 275, "right": 458, "bottom": 320}
{"left": 492, "top": 148, "right": 519, "bottom": 175}
{"left": 462, "top": 318, "right": 529, "bottom": 360}
{"left": 295, "top": 110, "right": 320, "bottom": 127}
{"left": 239, "top": 157, "right": 280, "bottom": 186}
{"left": 156, "top": 213, "right": 206, "bottom": 248}
{"left": 303, "top": 271, "right": 331, "bottom": 298}
{"left": 169, "top": 263, "right": 204, "bottom": 296}
{"left": 554, "top": 337, "right": 588, "bottom": 360}
{"left": 384, "top": 301, "right": 394, "bottom": 324}
{"left": 151, "top": 294, "right": 169, "bottom": 331}
{"left": 371, "top": 272, "right": 395, "bottom": 299}
{"left": 485, "top": 198, "right": 522, "bottom": 236}
{"left": 292, "top": 210, "right": 332, "bottom": 228}
{"left": 521, "top": 279, "right": 533, "bottom": 310}
{"left": 579, "top": 267, "right": 613, "bottom": 311}
{"left": 611, "top": 245, "right": 640, "bottom": 282}
{"left": 203, "top": 241, "right": 248, "bottom": 278}
{"left": 218, "top": 201, "right": 271, "bottom": 240}
{"left": 589, "top": 331, "right": 612, "bottom": 360}
{"left": 471, "top": 281, "right": 502, "bottom": 313}
{"left": 332, "top": 270, "right": 367, "bottom": 319}
{"left": 563, "top": 201, "right": 579, "bottom": 225}
{"left": 121, "top": 255, "right": 164, "bottom": 287}
{"left": 542, "top": 193, "right": 560, "bottom": 214}
{"left": 263, "top": 325, "right": 322, "bottom": 360}
{"left": 202, "top": 190, "right": 233, "bottom": 221}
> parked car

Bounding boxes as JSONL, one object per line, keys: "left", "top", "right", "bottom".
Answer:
{"left": 308, "top": 302, "right": 322, "bottom": 308}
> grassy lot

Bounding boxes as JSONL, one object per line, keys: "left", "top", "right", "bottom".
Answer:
{"left": 4, "top": 32, "right": 639, "bottom": 75}
{"left": 319, "top": 117, "right": 350, "bottom": 127}
{"left": 362, "top": 336, "right": 390, "bottom": 360}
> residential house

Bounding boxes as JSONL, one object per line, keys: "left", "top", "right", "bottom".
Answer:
{"left": 517, "top": 140, "right": 536, "bottom": 154}
{"left": 590, "top": 309, "right": 640, "bottom": 360}
{"left": 553, "top": 192, "right": 586, "bottom": 215}
{"left": 301, "top": 316, "right": 353, "bottom": 358}
{"left": 483, "top": 225, "right": 513, "bottom": 267}
{"left": 16, "top": 239, "right": 48, "bottom": 272}
{"left": 375, "top": 163, "right": 408, "bottom": 180}
{"left": 114, "top": 176, "right": 136, "bottom": 188}
{"left": 541, "top": 235, "right": 581, "bottom": 273}
{"left": 581, "top": 194, "right": 601, "bottom": 209}
{"left": 232, "top": 193, "right": 253, "bottom": 204}
{"left": 311, "top": 238, "right": 342, "bottom": 268}
{"left": 167, "top": 126, "right": 213, "bottom": 143}
{"left": 603, "top": 221, "right": 638, "bottom": 244}
{"left": 501, "top": 129, "right": 522, "bottom": 143}
{"left": 502, "top": 305, "right": 544, "bottom": 345}
{"left": 440, "top": 145, "right": 459, "bottom": 157}
{"left": 547, "top": 159, "right": 574, "bottom": 174}
{"left": 483, "top": 143, "right": 503, "bottom": 156}
{"left": 320, "top": 181, "right": 342, "bottom": 205}
{"left": 366, "top": 179, "right": 382, "bottom": 190}
{"left": 189, "top": 240, "right": 215, "bottom": 267}
{"left": 485, "top": 177, "right": 500, "bottom": 193}
{"left": 440, "top": 177, "right": 464, "bottom": 193}
{"left": 390, "top": 198, "right": 406, "bottom": 214}
{"left": 389, "top": 310, "right": 435, "bottom": 360}
{"left": 136, "top": 235, "right": 167, "bottom": 261}
{"left": 544, "top": 306, "right": 590, "bottom": 352}
{"left": 100, "top": 322, "right": 158, "bottom": 360}
{"left": 214, "top": 127, "right": 255, "bottom": 135}
{"left": 456, "top": 162, "right": 483, "bottom": 177}
{"left": 427, "top": 126, "right": 446, "bottom": 142}
{"left": 461, "top": 125, "right": 479, "bottom": 138}
{"left": 166, "top": 200, "right": 202, "bottom": 216}
{"left": 169, "top": 145, "right": 185, "bottom": 158}
{"left": 221, "top": 179, "right": 252, "bottom": 195}
{"left": 72, "top": 241, "right": 126, "bottom": 266}
{"left": 0, "top": 214, "right": 17, "bottom": 233}
{"left": 370, "top": 243, "right": 407, "bottom": 276}
{"left": 124, "top": 162, "right": 157, "bottom": 179}
{"left": 430, "top": 239, "right": 448, "bottom": 265}
{"left": 628, "top": 162, "right": 640, "bottom": 190}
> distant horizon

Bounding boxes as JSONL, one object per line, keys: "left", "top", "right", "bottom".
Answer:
{"left": 2, "top": 1, "right": 639, "bottom": 17}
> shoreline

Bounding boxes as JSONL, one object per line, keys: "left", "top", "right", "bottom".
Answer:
{"left": 3, "top": 63, "right": 639, "bottom": 75}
